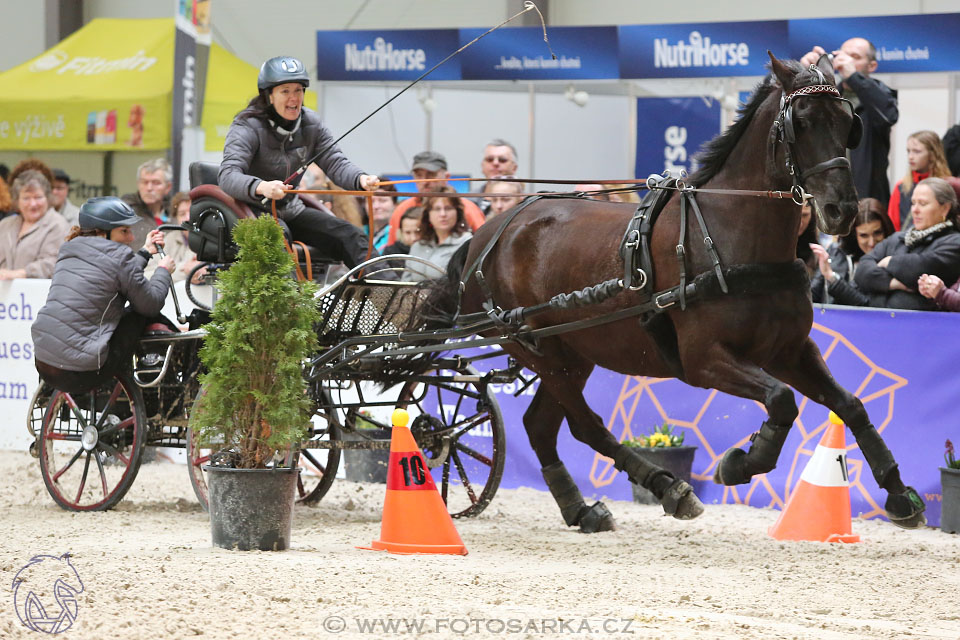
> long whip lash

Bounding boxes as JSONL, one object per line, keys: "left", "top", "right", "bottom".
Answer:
{"left": 281, "top": 1, "right": 552, "bottom": 186}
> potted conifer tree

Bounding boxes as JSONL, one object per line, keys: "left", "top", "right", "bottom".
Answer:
{"left": 190, "top": 215, "right": 319, "bottom": 551}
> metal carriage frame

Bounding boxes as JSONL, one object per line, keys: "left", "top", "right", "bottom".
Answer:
{"left": 28, "top": 256, "right": 519, "bottom": 517}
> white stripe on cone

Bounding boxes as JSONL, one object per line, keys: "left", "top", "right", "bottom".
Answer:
{"left": 799, "top": 446, "right": 850, "bottom": 488}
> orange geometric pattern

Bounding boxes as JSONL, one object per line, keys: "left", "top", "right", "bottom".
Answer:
{"left": 589, "top": 322, "right": 907, "bottom": 519}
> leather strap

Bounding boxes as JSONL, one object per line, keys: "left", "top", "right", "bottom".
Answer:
{"left": 292, "top": 241, "right": 313, "bottom": 281}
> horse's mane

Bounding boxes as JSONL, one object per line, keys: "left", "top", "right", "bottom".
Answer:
{"left": 688, "top": 59, "right": 818, "bottom": 186}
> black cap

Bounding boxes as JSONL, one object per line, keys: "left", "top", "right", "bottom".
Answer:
{"left": 52, "top": 168, "right": 71, "bottom": 184}
{"left": 412, "top": 151, "right": 447, "bottom": 172}
{"left": 78, "top": 196, "right": 141, "bottom": 230}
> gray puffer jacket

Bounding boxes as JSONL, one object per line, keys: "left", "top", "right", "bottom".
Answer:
{"left": 32, "top": 237, "right": 171, "bottom": 372}
{"left": 219, "top": 107, "right": 364, "bottom": 220}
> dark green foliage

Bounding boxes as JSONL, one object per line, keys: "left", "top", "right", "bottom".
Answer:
{"left": 191, "top": 216, "right": 319, "bottom": 468}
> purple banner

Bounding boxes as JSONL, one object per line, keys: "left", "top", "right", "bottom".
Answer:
{"left": 470, "top": 304, "right": 954, "bottom": 528}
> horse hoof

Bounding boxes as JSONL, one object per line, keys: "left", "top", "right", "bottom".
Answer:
{"left": 661, "top": 479, "right": 704, "bottom": 520}
{"left": 713, "top": 447, "right": 751, "bottom": 486}
{"left": 579, "top": 501, "right": 616, "bottom": 533}
{"left": 885, "top": 487, "right": 927, "bottom": 530}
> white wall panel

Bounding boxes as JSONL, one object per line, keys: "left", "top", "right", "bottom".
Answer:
{"left": 533, "top": 92, "right": 631, "bottom": 180}
{"left": 0, "top": 0, "right": 46, "bottom": 72}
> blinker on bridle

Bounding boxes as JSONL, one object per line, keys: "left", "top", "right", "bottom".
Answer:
{"left": 772, "top": 65, "right": 863, "bottom": 205}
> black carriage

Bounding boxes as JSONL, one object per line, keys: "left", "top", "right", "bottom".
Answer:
{"left": 29, "top": 163, "right": 510, "bottom": 517}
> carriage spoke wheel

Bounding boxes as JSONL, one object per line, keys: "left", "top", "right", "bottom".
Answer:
{"left": 37, "top": 374, "right": 146, "bottom": 511}
{"left": 293, "top": 386, "right": 341, "bottom": 505}
{"left": 397, "top": 364, "right": 505, "bottom": 518}
{"left": 186, "top": 384, "right": 342, "bottom": 511}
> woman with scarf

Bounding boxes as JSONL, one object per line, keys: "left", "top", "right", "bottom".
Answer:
{"left": 856, "top": 177, "right": 960, "bottom": 310}
{"left": 219, "top": 56, "right": 379, "bottom": 269}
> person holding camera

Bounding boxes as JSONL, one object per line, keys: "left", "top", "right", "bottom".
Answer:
{"left": 800, "top": 38, "right": 898, "bottom": 205}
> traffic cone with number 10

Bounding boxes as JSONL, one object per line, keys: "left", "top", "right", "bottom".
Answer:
{"left": 768, "top": 412, "right": 860, "bottom": 543}
{"left": 361, "top": 409, "right": 468, "bottom": 555}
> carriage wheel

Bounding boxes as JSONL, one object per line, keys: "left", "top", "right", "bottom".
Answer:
{"left": 186, "top": 385, "right": 342, "bottom": 510}
{"left": 398, "top": 363, "right": 506, "bottom": 518}
{"left": 295, "top": 386, "right": 342, "bottom": 505}
{"left": 28, "top": 381, "right": 55, "bottom": 458}
{"left": 37, "top": 374, "right": 146, "bottom": 511}
{"left": 185, "top": 425, "right": 213, "bottom": 511}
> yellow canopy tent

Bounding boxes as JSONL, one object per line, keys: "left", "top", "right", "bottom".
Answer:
{"left": 0, "top": 18, "right": 316, "bottom": 153}
{"left": 0, "top": 18, "right": 174, "bottom": 151}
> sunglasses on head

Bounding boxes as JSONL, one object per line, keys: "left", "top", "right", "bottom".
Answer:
{"left": 484, "top": 156, "right": 512, "bottom": 164}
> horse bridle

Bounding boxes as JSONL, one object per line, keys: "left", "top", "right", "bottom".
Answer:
{"left": 772, "top": 71, "right": 863, "bottom": 204}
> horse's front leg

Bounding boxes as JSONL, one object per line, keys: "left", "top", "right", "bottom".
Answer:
{"left": 684, "top": 343, "right": 801, "bottom": 487}
{"left": 768, "top": 336, "right": 926, "bottom": 529}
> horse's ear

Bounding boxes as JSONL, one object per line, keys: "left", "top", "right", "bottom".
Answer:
{"left": 767, "top": 50, "right": 794, "bottom": 92}
{"left": 815, "top": 54, "right": 835, "bottom": 82}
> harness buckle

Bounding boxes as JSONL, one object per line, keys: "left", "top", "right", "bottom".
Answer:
{"left": 675, "top": 244, "right": 685, "bottom": 259}
{"left": 624, "top": 229, "right": 640, "bottom": 250}
{"left": 655, "top": 292, "right": 676, "bottom": 310}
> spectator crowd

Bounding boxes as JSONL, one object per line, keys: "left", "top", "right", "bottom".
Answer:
{"left": 3, "top": 35, "right": 960, "bottom": 314}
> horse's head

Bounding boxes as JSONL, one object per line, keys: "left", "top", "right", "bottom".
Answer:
{"left": 768, "top": 52, "right": 861, "bottom": 235}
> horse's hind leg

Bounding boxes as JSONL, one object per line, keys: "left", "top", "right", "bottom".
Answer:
{"left": 769, "top": 337, "right": 926, "bottom": 529}
{"left": 524, "top": 386, "right": 614, "bottom": 533}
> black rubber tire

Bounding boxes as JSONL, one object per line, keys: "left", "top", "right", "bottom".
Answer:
{"left": 38, "top": 373, "right": 146, "bottom": 511}
{"left": 294, "top": 386, "right": 342, "bottom": 505}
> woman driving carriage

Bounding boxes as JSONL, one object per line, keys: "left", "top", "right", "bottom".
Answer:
{"left": 219, "top": 55, "right": 379, "bottom": 269}
{"left": 32, "top": 197, "right": 174, "bottom": 395}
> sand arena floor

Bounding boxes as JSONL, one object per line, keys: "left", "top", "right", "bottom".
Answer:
{"left": 1, "top": 450, "right": 959, "bottom": 640}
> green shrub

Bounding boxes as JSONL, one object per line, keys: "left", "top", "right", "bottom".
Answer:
{"left": 191, "top": 216, "right": 319, "bottom": 468}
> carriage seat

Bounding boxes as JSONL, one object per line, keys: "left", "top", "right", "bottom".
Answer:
{"left": 187, "top": 162, "right": 337, "bottom": 272}
{"left": 143, "top": 322, "right": 178, "bottom": 337}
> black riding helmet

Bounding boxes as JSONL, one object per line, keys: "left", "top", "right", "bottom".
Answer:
{"left": 78, "top": 196, "right": 140, "bottom": 230}
{"left": 257, "top": 56, "right": 310, "bottom": 92}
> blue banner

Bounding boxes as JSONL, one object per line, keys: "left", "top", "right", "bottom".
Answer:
{"left": 458, "top": 26, "right": 619, "bottom": 80}
{"left": 315, "top": 29, "right": 461, "bottom": 81}
{"left": 789, "top": 13, "right": 960, "bottom": 74}
{"left": 619, "top": 21, "right": 789, "bottom": 79}
{"left": 467, "top": 304, "right": 956, "bottom": 528}
{"left": 634, "top": 97, "right": 721, "bottom": 178}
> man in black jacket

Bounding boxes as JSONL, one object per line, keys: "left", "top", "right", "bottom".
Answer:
{"left": 801, "top": 38, "right": 898, "bottom": 205}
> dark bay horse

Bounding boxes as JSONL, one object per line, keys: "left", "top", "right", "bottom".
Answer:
{"left": 411, "top": 53, "right": 926, "bottom": 532}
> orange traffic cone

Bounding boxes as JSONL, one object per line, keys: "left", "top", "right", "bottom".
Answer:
{"left": 768, "top": 412, "right": 860, "bottom": 543}
{"left": 360, "top": 409, "right": 468, "bottom": 555}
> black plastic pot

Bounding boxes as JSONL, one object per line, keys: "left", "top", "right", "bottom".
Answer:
{"left": 629, "top": 446, "right": 698, "bottom": 505}
{"left": 941, "top": 467, "right": 960, "bottom": 534}
{"left": 343, "top": 428, "right": 391, "bottom": 483}
{"left": 204, "top": 466, "right": 300, "bottom": 551}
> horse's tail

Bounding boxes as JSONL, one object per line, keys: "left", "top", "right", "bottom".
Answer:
{"left": 373, "top": 242, "right": 472, "bottom": 388}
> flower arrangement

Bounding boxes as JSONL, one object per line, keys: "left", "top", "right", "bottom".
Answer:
{"left": 946, "top": 440, "right": 960, "bottom": 470}
{"left": 623, "top": 422, "right": 686, "bottom": 448}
